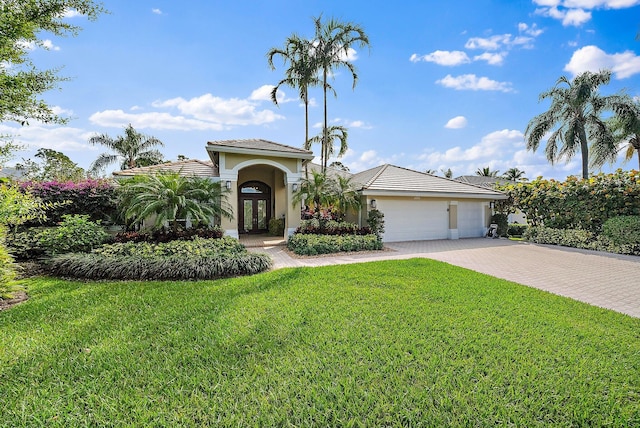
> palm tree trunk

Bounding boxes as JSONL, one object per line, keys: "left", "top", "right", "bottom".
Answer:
{"left": 322, "top": 66, "right": 328, "bottom": 173}
{"left": 579, "top": 127, "right": 589, "bottom": 179}
{"left": 304, "top": 93, "right": 309, "bottom": 180}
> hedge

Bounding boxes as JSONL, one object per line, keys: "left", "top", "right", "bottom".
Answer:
{"left": 287, "top": 233, "right": 383, "bottom": 255}
{"left": 524, "top": 226, "right": 640, "bottom": 256}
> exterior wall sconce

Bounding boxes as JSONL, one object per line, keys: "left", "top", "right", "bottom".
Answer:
{"left": 370, "top": 199, "right": 377, "bottom": 209}
{"left": 489, "top": 201, "right": 495, "bottom": 209}
{"left": 292, "top": 183, "right": 298, "bottom": 192}
{"left": 225, "top": 180, "right": 232, "bottom": 190}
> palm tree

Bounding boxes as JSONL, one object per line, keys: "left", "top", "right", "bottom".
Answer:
{"left": 331, "top": 175, "right": 361, "bottom": 220}
{"left": 119, "top": 172, "right": 232, "bottom": 232}
{"left": 441, "top": 168, "right": 453, "bottom": 179}
{"left": 312, "top": 15, "right": 370, "bottom": 172}
{"left": 267, "top": 36, "right": 327, "bottom": 159}
{"left": 307, "top": 125, "right": 348, "bottom": 170}
{"left": 503, "top": 167, "right": 527, "bottom": 181}
{"left": 292, "top": 170, "right": 334, "bottom": 215}
{"left": 525, "top": 70, "right": 624, "bottom": 179}
{"left": 592, "top": 99, "right": 640, "bottom": 170}
{"left": 89, "top": 124, "right": 164, "bottom": 175}
{"left": 475, "top": 166, "right": 499, "bottom": 177}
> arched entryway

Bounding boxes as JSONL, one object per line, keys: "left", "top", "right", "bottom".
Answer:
{"left": 238, "top": 181, "right": 271, "bottom": 234}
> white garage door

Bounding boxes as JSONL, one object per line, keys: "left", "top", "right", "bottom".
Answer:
{"left": 458, "top": 202, "right": 485, "bottom": 238}
{"left": 378, "top": 199, "right": 449, "bottom": 242}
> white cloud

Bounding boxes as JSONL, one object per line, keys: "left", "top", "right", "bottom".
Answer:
{"left": 410, "top": 50, "right": 470, "bottom": 66}
{"left": 473, "top": 52, "right": 506, "bottom": 65}
{"left": 17, "top": 39, "right": 60, "bottom": 51}
{"left": 89, "top": 109, "right": 227, "bottom": 131}
{"left": 331, "top": 118, "right": 373, "bottom": 129}
{"left": 340, "top": 149, "right": 405, "bottom": 172}
{"left": 465, "top": 34, "right": 534, "bottom": 51}
{"left": 534, "top": 0, "right": 640, "bottom": 26}
{"left": 63, "top": 9, "right": 83, "bottom": 18}
{"left": 444, "top": 116, "right": 468, "bottom": 129}
{"left": 51, "top": 106, "right": 73, "bottom": 116}
{"left": 0, "top": 123, "right": 96, "bottom": 152}
{"left": 152, "top": 8, "right": 163, "bottom": 15}
{"left": 41, "top": 40, "right": 61, "bottom": 51}
{"left": 564, "top": 45, "right": 640, "bottom": 79}
{"left": 436, "top": 74, "right": 514, "bottom": 92}
{"left": 249, "top": 85, "right": 275, "bottom": 102}
{"left": 518, "top": 22, "right": 544, "bottom": 37}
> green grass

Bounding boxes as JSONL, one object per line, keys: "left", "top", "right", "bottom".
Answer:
{"left": 1, "top": 259, "right": 639, "bottom": 426}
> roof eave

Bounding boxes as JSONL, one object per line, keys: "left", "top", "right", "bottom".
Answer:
{"left": 359, "top": 189, "right": 507, "bottom": 199}
{"left": 206, "top": 144, "right": 314, "bottom": 160}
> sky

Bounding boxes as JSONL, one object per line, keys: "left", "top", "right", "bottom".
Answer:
{"left": 3, "top": 0, "right": 640, "bottom": 180}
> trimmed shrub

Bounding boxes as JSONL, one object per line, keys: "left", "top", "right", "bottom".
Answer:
{"left": 524, "top": 226, "right": 640, "bottom": 255}
{"left": 367, "top": 209, "right": 385, "bottom": 241}
{"left": 47, "top": 253, "right": 272, "bottom": 281}
{"left": 507, "top": 223, "right": 528, "bottom": 237}
{"left": 287, "top": 233, "right": 383, "bottom": 255}
{"left": 268, "top": 217, "right": 285, "bottom": 236}
{"left": 296, "top": 219, "right": 371, "bottom": 236}
{"left": 4, "top": 228, "right": 47, "bottom": 260}
{"left": 113, "top": 226, "right": 224, "bottom": 243}
{"left": 490, "top": 213, "right": 509, "bottom": 237}
{"left": 602, "top": 216, "right": 640, "bottom": 246}
{"left": 94, "top": 236, "right": 245, "bottom": 258}
{"left": 38, "top": 215, "right": 108, "bottom": 256}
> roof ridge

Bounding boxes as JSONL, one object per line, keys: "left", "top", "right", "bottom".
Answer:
{"left": 365, "top": 163, "right": 389, "bottom": 188}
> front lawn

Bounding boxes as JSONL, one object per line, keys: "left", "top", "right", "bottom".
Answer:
{"left": 2, "top": 259, "right": 639, "bottom": 426}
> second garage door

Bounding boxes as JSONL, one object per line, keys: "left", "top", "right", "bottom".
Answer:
{"left": 458, "top": 201, "right": 486, "bottom": 238}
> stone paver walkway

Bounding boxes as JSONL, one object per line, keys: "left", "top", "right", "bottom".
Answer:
{"left": 249, "top": 238, "right": 640, "bottom": 318}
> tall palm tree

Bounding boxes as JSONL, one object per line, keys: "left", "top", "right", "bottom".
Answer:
{"left": 502, "top": 167, "right": 527, "bottom": 181}
{"left": 312, "top": 15, "right": 370, "bottom": 172}
{"left": 475, "top": 166, "right": 499, "bottom": 177}
{"left": 307, "top": 125, "right": 348, "bottom": 170}
{"left": 119, "top": 172, "right": 232, "bottom": 232}
{"left": 525, "top": 70, "right": 623, "bottom": 179}
{"left": 592, "top": 99, "right": 640, "bottom": 170}
{"left": 89, "top": 124, "right": 164, "bottom": 175}
{"left": 267, "top": 36, "right": 327, "bottom": 158}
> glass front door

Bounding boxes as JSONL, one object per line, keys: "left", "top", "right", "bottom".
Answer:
{"left": 239, "top": 181, "right": 271, "bottom": 234}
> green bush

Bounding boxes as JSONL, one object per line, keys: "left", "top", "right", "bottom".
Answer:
{"left": 38, "top": 215, "right": 108, "bottom": 256}
{"left": 367, "top": 209, "right": 385, "bottom": 241}
{"left": 602, "top": 216, "right": 640, "bottom": 246}
{"left": 296, "top": 219, "right": 371, "bottom": 236}
{"left": 287, "top": 233, "right": 383, "bottom": 255}
{"left": 0, "top": 239, "right": 19, "bottom": 298}
{"left": 490, "top": 213, "right": 508, "bottom": 237}
{"left": 268, "top": 217, "right": 285, "bottom": 236}
{"left": 507, "top": 223, "right": 528, "bottom": 237}
{"left": 524, "top": 226, "right": 640, "bottom": 255}
{"left": 4, "top": 228, "right": 47, "bottom": 260}
{"left": 46, "top": 253, "right": 272, "bottom": 281}
{"left": 94, "top": 236, "right": 245, "bottom": 258}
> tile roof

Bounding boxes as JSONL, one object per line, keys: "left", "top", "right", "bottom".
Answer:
{"left": 112, "top": 159, "right": 216, "bottom": 177}
{"left": 454, "top": 175, "right": 512, "bottom": 189}
{"left": 353, "top": 164, "right": 505, "bottom": 198}
{"left": 207, "top": 139, "right": 313, "bottom": 156}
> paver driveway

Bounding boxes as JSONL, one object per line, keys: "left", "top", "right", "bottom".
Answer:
{"left": 251, "top": 238, "right": 640, "bottom": 318}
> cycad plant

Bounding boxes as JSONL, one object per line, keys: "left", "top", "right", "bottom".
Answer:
{"left": 118, "top": 172, "right": 232, "bottom": 232}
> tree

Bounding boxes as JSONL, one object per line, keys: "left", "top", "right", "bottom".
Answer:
{"left": 592, "top": 99, "right": 640, "bottom": 170}
{"left": 331, "top": 175, "right": 361, "bottom": 220}
{"left": 329, "top": 161, "right": 350, "bottom": 172}
{"left": 476, "top": 166, "right": 499, "bottom": 177}
{"left": 307, "top": 125, "right": 348, "bottom": 168}
{"left": 89, "top": 124, "right": 165, "bottom": 175}
{"left": 0, "top": 140, "right": 24, "bottom": 169}
{"left": 16, "top": 148, "right": 85, "bottom": 182}
{"left": 119, "top": 172, "right": 232, "bottom": 232}
{"left": 503, "top": 167, "right": 527, "bottom": 181}
{"left": 525, "top": 70, "right": 624, "bottom": 179}
{"left": 441, "top": 168, "right": 453, "bottom": 179}
{"left": 292, "top": 170, "right": 335, "bottom": 214}
{"left": 312, "top": 15, "right": 370, "bottom": 172}
{"left": 267, "top": 36, "right": 326, "bottom": 160}
{"left": 0, "top": 0, "right": 105, "bottom": 125}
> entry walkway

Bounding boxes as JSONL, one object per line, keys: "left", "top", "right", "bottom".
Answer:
{"left": 249, "top": 238, "right": 640, "bottom": 318}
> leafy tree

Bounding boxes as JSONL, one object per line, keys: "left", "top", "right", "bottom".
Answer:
{"left": 16, "top": 148, "right": 85, "bottom": 182}
{"left": 89, "top": 124, "right": 165, "bottom": 174}
{"left": 312, "top": 15, "right": 370, "bottom": 172}
{"left": 592, "top": 99, "right": 640, "bottom": 170}
{"left": 0, "top": 140, "right": 24, "bottom": 169}
{"left": 119, "top": 172, "right": 232, "bottom": 232}
{"left": 441, "top": 168, "right": 453, "bottom": 179}
{"left": 475, "top": 166, "right": 499, "bottom": 177}
{"left": 503, "top": 167, "right": 527, "bottom": 181}
{"left": 267, "top": 36, "right": 326, "bottom": 158}
{"left": 0, "top": 0, "right": 105, "bottom": 125}
{"left": 525, "top": 70, "right": 624, "bottom": 179}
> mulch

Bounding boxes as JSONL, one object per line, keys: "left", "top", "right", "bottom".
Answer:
{"left": 0, "top": 290, "right": 28, "bottom": 311}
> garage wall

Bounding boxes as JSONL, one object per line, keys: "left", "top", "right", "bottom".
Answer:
{"left": 374, "top": 197, "right": 449, "bottom": 242}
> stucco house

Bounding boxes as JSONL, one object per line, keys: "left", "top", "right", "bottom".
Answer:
{"left": 114, "top": 139, "right": 507, "bottom": 242}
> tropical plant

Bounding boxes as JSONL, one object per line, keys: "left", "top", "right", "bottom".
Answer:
{"left": 16, "top": 148, "right": 85, "bottom": 182}
{"left": 502, "top": 167, "right": 527, "bottom": 181}
{"left": 292, "top": 170, "right": 335, "bottom": 214}
{"left": 329, "top": 161, "right": 350, "bottom": 171}
{"left": 267, "top": 36, "right": 326, "bottom": 158}
{"left": 331, "top": 175, "right": 361, "bottom": 220}
{"left": 89, "top": 124, "right": 165, "bottom": 174}
{"left": 307, "top": 125, "right": 349, "bottom": 169}
{"left": 312, "top": 15, "right": 370, "bottom": 172}
{"left": 475, "top": 166, "right": 499, "bottom": 177}
{"left": 441, "top": 168, "right": 453, "bottom": 178}
{"left": 119, "top": 172, "right": 233, "bottom": 232}
{"left": 38, "top": 214, "right": 108, "bottom": 255}
{"left": 593, "top": 99, "right": 640, "bottom": 170}
{"left": 525, "top": 70, "right": 625, "bottom": 179}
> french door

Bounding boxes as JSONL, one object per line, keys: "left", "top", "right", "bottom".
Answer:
{"left": 239, "top": 181, "right": 271, "bottom": 234}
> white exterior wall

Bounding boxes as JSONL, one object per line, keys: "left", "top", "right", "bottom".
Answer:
{"left": 458, "top": 201, "right": 486, "bottom": 238}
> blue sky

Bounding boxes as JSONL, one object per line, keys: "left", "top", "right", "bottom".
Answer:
{"left": 3, "top": 0, "right": 640, "bottom": 179}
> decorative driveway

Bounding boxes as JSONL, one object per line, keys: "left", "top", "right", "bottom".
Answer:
{"left": 250, "top": 238, "right": 640, "bottom": 318}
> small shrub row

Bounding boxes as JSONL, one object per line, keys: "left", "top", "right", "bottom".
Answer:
{"left": 524, "top": 226, "right": 640, "bottom": 256}
{"left": 5, "top": 228, "right": 47, "bottom": 260}
{"left": 113, "top": 226, "right": 224, "bottom": 243}
{"left": 602, "top": 216, "right": 640, "bottom": 246}
{"left": 94, "top": 237, "right": 245, "bottom": 259}
{"left": 507, "top": 223, "right": 528, "bottom": 237}
{"left": 46, "top": 253, "right": 272, "bottom": 281}
{"left": 296, "top": 219, "right": 372, "bottom": 236}
{"left": 288, "top": 233, "right": 383, "bottom": 255}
